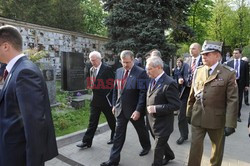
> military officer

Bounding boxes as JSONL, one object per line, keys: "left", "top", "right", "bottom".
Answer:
{"left": 186, "top": 40, "right": 238, "bottom": 166}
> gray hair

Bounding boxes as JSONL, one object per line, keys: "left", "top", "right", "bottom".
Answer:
{"left": 89, "top": 51, "right": 102, "bottom": 59}
{"left": 150, "top": 49, "right": 162, "bottom": 58}
{"left": 120, "top": 50, "right": 134, "bottom": 59}
{"left": 146, "top": 56, "right": 163, "bottom": 68}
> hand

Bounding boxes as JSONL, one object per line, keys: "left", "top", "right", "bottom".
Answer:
{"left": 224, "top": 127, "right": 235, "bottom": 136}
{"left": 147, "top": 105, "right": 156, "bottom": 114}
{"left": 245, "top": 86, "right": 249, "bottom": 91}
{"left": 178, "top": 78, "right": 184, "bottom": 85}
{"left": 112, "top": 107, "right": 115, "bottom": 115}
{"left": 131, "top": 111, "right": 140, "bottom": 121}
{"left": 186, "top": 117, "right": 191, "bottom": 124}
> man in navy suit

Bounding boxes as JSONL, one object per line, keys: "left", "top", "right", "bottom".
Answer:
{"left": 76, "top": 51, "right": 116, "bottom": 148}
{"left": 146, "top": 56, "right": 181, "bottom": 166}
{"left": 176, "top": 43, "right": 203, "bottom": 145}
{"left": 0, "top": 25, "right": 58, "bottom": 166}
{"left": 101, "top": 50, "right": 151, "bottom": 166}
{"left": 226, "top": 48, "right": 249, "bottom": 122}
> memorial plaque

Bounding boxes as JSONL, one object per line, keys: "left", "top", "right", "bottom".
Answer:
{"left": 38, "top": 62, "right": 57, "bottom": 105}
{"left": 61, "top": 52, "right": 85, "bottom": 91}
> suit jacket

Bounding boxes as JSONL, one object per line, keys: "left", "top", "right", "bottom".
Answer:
{"left": 186, "top": 64, "right": 238, "bottom": 129}
{"left": 90, "top": 63, "right": 114, "bottom": 107}
{"left": 147, "top": 73, "right": 180, "bottom": 137}
{"left": 113, "top": 65, "right": 148, "bottom": 119}
{"left": 179, "top": 56, "right": 203, "bottom": 98}
{"left": 0, "top": 57, "right": 58, "bottom": 166}
{"left": 226, "top": 59, "right": 249, "bottom": 89}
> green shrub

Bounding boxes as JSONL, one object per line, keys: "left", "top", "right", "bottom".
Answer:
{"left": 52, "top": 81, "right": 107, "bottom": 137}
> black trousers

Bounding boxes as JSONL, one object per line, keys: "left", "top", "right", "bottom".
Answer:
{"left": 82, "top": 105, "right": 116, "bottom": 145}
{"left": 109, "top": 112, "right": 151, "bottom": 163}
{"left": 178, "top": 87, "right": 190, "bottom": 138}
{"left": 237, "top": 80, "right": 244, "bottom": 118}
{"left": 244, "top": 89, "right": 249, "bottom": 104}
{"left": 152, "top": 135, "right": 175, "bottom": 166}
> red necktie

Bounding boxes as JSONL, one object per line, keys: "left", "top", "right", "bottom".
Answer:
{"left": 191, "top": 59, "right": 196, "bottom": 74}
{"left": 3, "top": 69, "right": 8, "bottom": 81}
{"left": 121, "top": 70, "right": 129, "bottom": 88}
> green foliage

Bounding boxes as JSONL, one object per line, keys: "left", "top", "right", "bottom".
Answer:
{"left": 23, "top": 49, "right": 48, "bottom": 62}
{"left": 176, "top": 43, "right": 190, "bottom": 57}
{"left": 50, "top": 0, "right": 84, "bottom": 32}
{"left": 0, "top": 0, "right": 107, "bottom": 36}
{"left": 0, "top": 0, "right": 53, "bottom": 26}
{"left": 82, "top": 0, "right": 108, "bottom": 36}
{"left": 52, "top": 81, "right": 106, "bottom": 137}
{"left": 242, "top": 45, "right": 250, "bottom": 58}
{"left": 103, "top": 0, "right": 194, "bottom": 58}
{"left": 187, "top": 0, "right": 214, "bottom": 43}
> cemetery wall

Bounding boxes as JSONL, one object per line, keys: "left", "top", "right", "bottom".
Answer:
{"left": 0, "top": 16, "right": 110, "bottom": 77}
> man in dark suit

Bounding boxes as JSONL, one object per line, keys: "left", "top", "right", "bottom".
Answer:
{"left": 176, "top": 43, "right": 203, "bottom": 145}
{"left": 101, "top": 50, "right": 151, "bottom": 166}
{"left": 77, "top": 51, "right": 116, "bottom": 148}
{"left": 0, "top": 25, "right": 58, "bottom": 166}
{"left": 186, "top": 40, "right": 238, "bottom": 166}
{"left": 226, "top": 48, "right": 249, "bottom": 122}
{"left": 146, "top": 56, "right": 181, "bottom": 166}
{"left": 0, "top": 62, "right": 6, "bottom": 83}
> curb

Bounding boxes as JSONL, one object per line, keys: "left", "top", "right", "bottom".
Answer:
{"left": 56, "top": 122, "right": 109, "bottom": 148}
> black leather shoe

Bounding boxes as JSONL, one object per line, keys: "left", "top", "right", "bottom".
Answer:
{"left": 100, "top": 160, "right": 119, "bottom": 166}
{"left": 107, "top": 139, "right": 114, "bottom": 145}
{"left": 139, "top": 147, "right": 150, "bottom": 156}
{"left": 162, "top": 156, "right": 175, "bottom": 165}
{"left": 245, "top": 103, "right": 249, "bottom": 106}
{"left": 237, "top": 117, "right": 242, "bottom": 122}
{"left": 176, "top": 136, "right": 188, "bottom": 145}
{"left": 76, "top": 142, "right": 91, "bottom": 148}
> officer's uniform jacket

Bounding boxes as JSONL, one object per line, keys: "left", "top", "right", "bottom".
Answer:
{"left": 186, "top": 63, "right": 238, "bottom": 129}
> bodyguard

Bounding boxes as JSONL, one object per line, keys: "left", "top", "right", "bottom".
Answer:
{"left": 186, "top": 40, "right": 238, "bottom": 166}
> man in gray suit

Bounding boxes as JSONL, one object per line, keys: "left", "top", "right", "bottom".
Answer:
{"left": 101, "top": 50, "right": 151, "bottom": 166}
{"left": 146, "top": 56, "right": 181, "bottom": 166}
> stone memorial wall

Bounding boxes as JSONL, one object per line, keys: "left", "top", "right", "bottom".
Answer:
{"left": 0, "top": 17, "right": 110, "bottom": 77}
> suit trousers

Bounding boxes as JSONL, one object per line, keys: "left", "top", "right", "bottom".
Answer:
{"left": 237, "top": 79, "right": 244, "bottom": 117}
{"left": 178, "top": 87, "right": 190, "bottom": 138}
{"left": 153, "top": 135, "right": 174, "bottom": 166}
{"left": 109, "top": 112, "right": 151, "bottom": 163}
{"left": 82, "top": 105, "right": 116, "bottom": 144}
{"left": 188, "top": 126, "right": 225, "bottom": 166}
{"left": 244, "top": 89, "right": 249, "bottom": 104}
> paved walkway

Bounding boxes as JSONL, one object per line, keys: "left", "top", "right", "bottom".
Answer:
{"left": 46, "top": 103, "right": 250, "bottom": 166}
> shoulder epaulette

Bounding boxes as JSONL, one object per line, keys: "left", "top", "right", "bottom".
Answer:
{"left": 222, "top": 64, "right": 234, "bottom": 71}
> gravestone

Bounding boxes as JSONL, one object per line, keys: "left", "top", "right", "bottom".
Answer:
{"left": 61, "top": 52, "right": 85, "bottom": 91}
{"left": 38, "top": 62, "right": 57, "bottom": 105}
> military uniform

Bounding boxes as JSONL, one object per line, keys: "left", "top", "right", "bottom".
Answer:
{"left": 186, "top": 63, "right": 238, "bottom": 166}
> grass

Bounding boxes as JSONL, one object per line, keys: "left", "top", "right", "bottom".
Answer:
{"left": 52, "top": 81, "right": 107, "bottom": 137}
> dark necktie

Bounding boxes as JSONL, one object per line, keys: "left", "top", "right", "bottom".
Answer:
{"left": 235, "top": 60, "right": 239, "bottom": 79}
{"left": 3, "top": 69, "right": 8, "bottom": 81}
{"left": 122, "top": 70, "right": 129, "bottom": 88}
{"left": 151, "top": 79, "right": 156, "bottom": 91}
{"left": 208, "top": 68, "right": 212, "bottom": 78}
